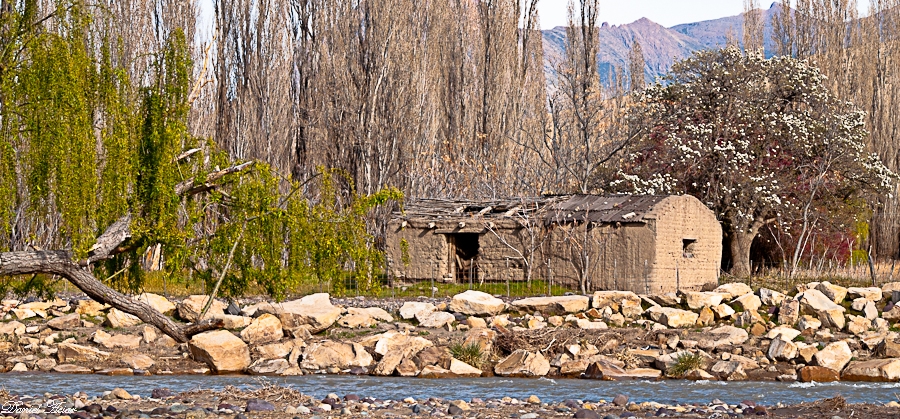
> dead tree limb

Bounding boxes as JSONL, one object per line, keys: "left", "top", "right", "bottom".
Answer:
{"left": 0, "top": 251, "right": 193, "bottom": 342}
{"left": 0, "top": 158, "right": 257, "bottom": 343}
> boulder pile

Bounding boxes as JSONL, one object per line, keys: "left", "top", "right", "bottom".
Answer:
{"left": 4, "top": 282, "right": 900, "bottom": 383}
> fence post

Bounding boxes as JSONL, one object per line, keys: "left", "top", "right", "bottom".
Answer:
{"left": 548, "top": 259, "right": 552, "bottom": 296}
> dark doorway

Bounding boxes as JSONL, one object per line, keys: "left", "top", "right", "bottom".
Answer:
{"left": 448, "top": 233, "right": 479, "bottom": 283}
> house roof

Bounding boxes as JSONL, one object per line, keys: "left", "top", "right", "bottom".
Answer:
{"left": 543, "top": 195, "right": 668, "bottom": 225}
{"left": 397, "top": 195, "right": 669, "bottom": 225}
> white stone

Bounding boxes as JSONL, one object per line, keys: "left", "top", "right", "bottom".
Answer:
{"left": 240, "top": 313, "right": 284, "bottom": 344}
{"left": 134, "top": 293, "right": 176, "bottom": 315}
{"left": 399, "top": 302, "right": 435, "bottom": 320}
{"left": 683, "top": 292, "right": 724, "bottom": 310}
{"left": 766, "top": 326, "right": 802, "bottom": 341}
{"left": 713, "top": 283, "right": 753, "bottom": 300}
{"left": 847, "top": 287, "right": 883, "bottom": 302}
{"left": 759, "top": 288, "right": 786, "bottom": 306}
{"left": 256, "top": 293, "right": 341, "bottom": 334}
{"left": 731, "top": 293, "right": 762, "bottom": 313}
{"left": 767, "top": 338, "right": 798, "bottom": 361}
{"left": 815, "top": 282, "right": 848, "bottom": 304}
{"left": 449, "top": 290, "right": 506, "bottom": 316}
{"left": 347, "top": 307, "right": 393, "bottom": 322}
{"left": 494, "top": 350, "right": 550, "bottom": 377}
{"left": 188, "top": 330, "right": 251, "bottom": 373}
{"left": 813, "top": 341, "right": 853, "bottom": 372}
{"left": 513, "top": 295, "right": 590, "bottom": 314}
{"left": 645, "top": 306, "right": 699, "bottom": 328}
{"left": 417, "top": 311, "right": 456, "bottom": 328}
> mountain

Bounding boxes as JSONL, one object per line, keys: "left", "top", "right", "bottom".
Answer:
{"left": 541, "top": 3, "right": 779, "bottom": 88}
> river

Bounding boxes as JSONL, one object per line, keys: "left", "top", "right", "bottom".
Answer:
{"left": 1, "top": 374, "right": 898, "bottom": 405}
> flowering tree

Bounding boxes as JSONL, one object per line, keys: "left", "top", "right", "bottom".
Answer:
{"left": 615, "top": 47, "right": 896, "bottom": 277}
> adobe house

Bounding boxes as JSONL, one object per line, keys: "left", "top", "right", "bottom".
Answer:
{"left": 385, "top": 195, "right": 722, "bottom": 294}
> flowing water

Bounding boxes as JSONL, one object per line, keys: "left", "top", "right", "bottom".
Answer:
{"left": 1, "top": 374, "right": 899, "bottom": 405}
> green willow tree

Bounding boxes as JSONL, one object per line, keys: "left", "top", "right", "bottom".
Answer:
{"left": 0, "top": 1, "right": 401, "bottom": 340}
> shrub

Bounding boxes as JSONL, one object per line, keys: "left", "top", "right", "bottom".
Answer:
{"left": 668, "top": 352, "right": 704, "bottom": 378}
{"left": 450, "top": 341, "right": 484, "bottom": 369}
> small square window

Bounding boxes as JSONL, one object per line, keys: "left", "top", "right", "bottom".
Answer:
{"left": 683, "top": 239, "right": 697, "bottom": 258}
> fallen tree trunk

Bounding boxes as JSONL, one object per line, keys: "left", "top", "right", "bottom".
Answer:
{"left": 0, "top": 250, "right": 207, "bottom": 342}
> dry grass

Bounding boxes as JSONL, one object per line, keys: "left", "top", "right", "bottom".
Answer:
{"left": 179, "top": 378, "right": 310, "bottom": 405}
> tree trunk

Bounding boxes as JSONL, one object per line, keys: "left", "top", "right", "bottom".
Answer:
{"left": 0, "top": 250, "right": 217, "bottom": 343}
{"left": 728, "top": 230, "right": 756, "bottom": 278}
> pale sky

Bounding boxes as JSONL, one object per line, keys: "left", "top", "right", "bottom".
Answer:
{"left": 537, "top": 0, "right": 746, "bottom": 29}
{"left": 536, "top": 0, "right": 871, "bottom": 29}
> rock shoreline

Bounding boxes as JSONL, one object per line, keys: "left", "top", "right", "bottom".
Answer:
{"left": 3, "top": 282, "right": 900, "bottom": 385}
{"left": 0, "top": 385, "right": 898, "bottom": 419}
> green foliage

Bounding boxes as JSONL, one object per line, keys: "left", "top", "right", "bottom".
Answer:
{"left": 400, "top": 238, "right": 411, "bottom": 267}
{"left": 450, "top": 341, "right": 484, "bottom": 369}
{"left": 668, "top": 352, "right": 704, "bottom": 378}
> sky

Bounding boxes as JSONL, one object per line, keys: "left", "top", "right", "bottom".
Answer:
{"left": 536, "top": 0, "right": 746, "bottom": 29}
{"left": 535, "top": 0, "right": 871, "bottom": 29}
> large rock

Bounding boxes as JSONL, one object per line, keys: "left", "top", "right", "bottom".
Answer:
{"left": 75, "top": 300, "right": 106, "bottom": 317}
{"left": 248, "top": 358, "right": 290, "bottom": 375}
{"left": 645, "top": 306, "right": 699, "bottom": 328}
{"left": 98, "top": 333, "right": 142, "bottom": 350}
{"left": 513, "top": 295, "right": 589, "bottom": 314}
{"left": 766, "top": 326, "right": 802, "bottom": 341}
{"left": 337, "top": 313, "right": 377, "bottom": 328}
{"left": 135, "top": 293, "right": 176, "bottom": 315}
{"left": 57, "top": 343, "right": 110, "bottom": 363}
{"left": 449, "top": 290, "right": 505, "bottom": 316}
{"left": 347, "top": 307, "right": 393, "bottom": 322}
{"left": 712, "top": 303, "right": 736, "bottom": 320}
{"left": 845, "top": 315, "right": 871, "bottom": 336}
{"left": 0, "top": 320, "right": 25, "bottom": 336}
{"left": 560, "top": 354, "right": 624, "bottom": 377}
{"left": 448, "top": 359, "right": 482, "bottom": 377}
{"left": 178, "top": 295, "right": 227, "bottom": 322}
{"left": 240, "top": 313, "right": 284, "bottom": 344}
{"left": 399, "top": 302, "right": 435, "bottom": 320}
{"left": 188, "top": 330, "right": 251, "bottom": 373}
{"left": 759, "top": 288, "right": 786, "bottom": 306}
{"left": 841, "top": 359, "right": 900, "bottom": 382}
{"left": 777, "top": 299, "right": 800, "bottom": 325}
{"left": 121, "top": 354, "right": 155, "bottom": 370}
{"left": 371, "top": 331, "right": 434, "bottom": 376}
{"left": 713, "top": 283, "right": 753, "bottom": 300}
{"left": 815, "top": 282, "right": 848, "bottom": 304}
{"left": 798, "top": 365, "right": 840, "bottom": 382}
{"left": 683, "top": 292, "right": 724, "bottom": 310}
{"left": 494, "top": 350, "right": 550, "bottom": 377}
{"left": 47, "top": 313, "right": 81, "bottom": 330}
{"left": 105, "top": 308, "right": 142, "bottom": 328}
{"left": 731, "top": 293, "right": 761, "bottom": 313}
{"left": 813, "top": 341, "right": 853, "bottom": 372}
{"left": 710, "top": 361, "right": 748, "bottom": 381}
{"left": 256, "top": 293, "right": 341, "bottom": 334}
{"left": 591, "top": 291, "right": 641, "bottom": 312}
{"left": 798, "top": 289, "right": 845, "bottom": 330}
{"left": 847, "top": 287, "right": 883, "bottom": 302}
{"left": 416, "top": 311, "right": 456, "bottom": 328}
{"left": 300, "top": 341, "right": 373, "bottom": 370}
{"left": 698, "top": 326, "right": 749, "bottom": 350}
{"left": 767, "top": 338, "right": 798, "bottom": 361}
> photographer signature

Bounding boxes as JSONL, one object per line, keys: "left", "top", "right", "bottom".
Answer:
{"left": 1, "top": 399, "right": 76, "bottom": 414}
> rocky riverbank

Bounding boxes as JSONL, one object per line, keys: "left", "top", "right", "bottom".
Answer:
{"left": 1, "top": 384, "right": 899, "bottom": 419}
{"left": 4, "top": 281, "right": 900, "bottom": 386}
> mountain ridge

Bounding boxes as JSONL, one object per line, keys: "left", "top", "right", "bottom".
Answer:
{"left": 541, "top": 3, "right": 780, "bottom": 88}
